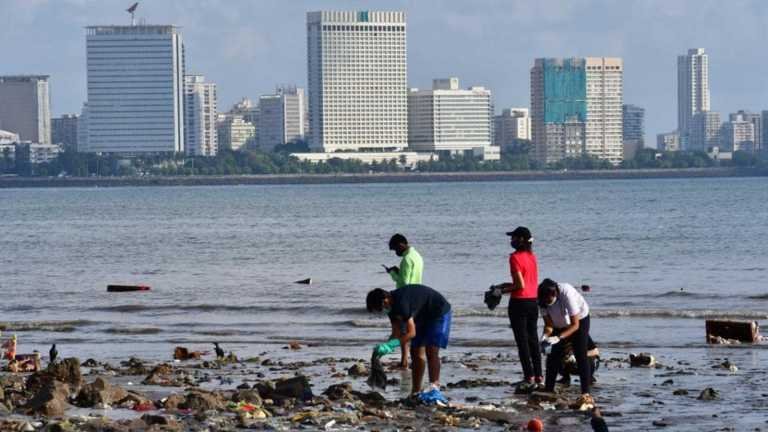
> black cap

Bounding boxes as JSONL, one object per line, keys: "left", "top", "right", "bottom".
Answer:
{"left": 505, "top": 226, "right": 532, "bottom": 240}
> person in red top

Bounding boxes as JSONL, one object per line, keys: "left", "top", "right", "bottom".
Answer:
{"left": 491, "top": 226, "right": 541, "bottom": 388}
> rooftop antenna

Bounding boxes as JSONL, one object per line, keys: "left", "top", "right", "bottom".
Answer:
{"left": 126, "top": 2, "right": 139, "bottom": 26}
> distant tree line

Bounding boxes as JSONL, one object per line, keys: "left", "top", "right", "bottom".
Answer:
{"left": 1, "top": 145, "right": 766, "bottom": 178}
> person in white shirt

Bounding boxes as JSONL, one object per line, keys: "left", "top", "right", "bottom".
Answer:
{"left": 538, "top": 278, "right": 594, "bottom": 407}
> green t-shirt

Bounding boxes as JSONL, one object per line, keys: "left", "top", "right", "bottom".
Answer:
{"left": 390, "top": 247, "right": 423, "bottom": 288}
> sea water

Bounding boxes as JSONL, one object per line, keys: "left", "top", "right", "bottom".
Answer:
{"left": 1, "top": 177, "right": 767, "bottom": 430}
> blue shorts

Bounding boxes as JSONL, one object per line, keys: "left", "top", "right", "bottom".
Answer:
{"left": 411, "top": 311, "right": 452, "bottom": 349}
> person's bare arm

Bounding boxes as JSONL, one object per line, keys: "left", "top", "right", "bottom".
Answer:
{"left": 558, "top": 314, "right": 581, "bottom": 339}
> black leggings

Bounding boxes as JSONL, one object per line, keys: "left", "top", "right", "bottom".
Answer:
{"left": 546, "top": 315, "right": 591, "bottom": 394}
{"left": 508, "top": 299, "right": 542, "bottom": 379}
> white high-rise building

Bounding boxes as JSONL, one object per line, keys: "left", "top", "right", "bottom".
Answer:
{"left": 408, "top": 78, "right": 492, "bottom": 155}
{"left": 0, "top": 75, "right": 51, "bottom": 144}
{"left": 531, "top": 57, "right": 623, "bottom": 164}
{"left": 257, "top": 86, "right": 306, "bottom": 151}
{"left": 722, "top": 113, "right": 755, "bottom": 152}
{"left": 85, "top": 25, "right": 185, "bottom": 154}
{"left": 494, "top": 108, "right": 530, "bottom": 148}
{"left": 184, "top": 75, "right": 218, "bottom": 156}
{"left": 307, "top": 11, "right": 407, "bottom": 152}
{"left": 677, "top": 48, "right": 710, "bottom": 147}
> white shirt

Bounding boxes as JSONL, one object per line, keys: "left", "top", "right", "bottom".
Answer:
{"left": 540, "top": 282, "right": 590, "bottom": 329}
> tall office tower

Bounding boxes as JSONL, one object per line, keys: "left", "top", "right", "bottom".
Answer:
{"left": 184, "top": 75, "right": 218, "bottom": 156}
{"left": 86, "top": 25, "right": 185, "bottom": 154}
{"left": 677, "top": 48, "right": 710, "bottom": 148}
{"left": 729, "top": 110, "right": 761, "bottom": 152}
{"left": 408, "top": 78, "right": 492, "bottom": 155}
{"left": 0, "top": 75, "right": 51, "bottom": 144}
{"left": 657, "top": 131, "right": 680, "bottom": 152}
{"left": 52, "top": 114, "right": 79, "bottom": 151}
{"left": 688, "top": 111, "right": 721, "bottom": 151}
{"left": 494, "top": 108, "right": 530, "bottom": 149}
{"left": 722, "top": 113, "right": 756, "bottom": 152}
{"left": 307, "top": 11, "right": 407, "bottom": 152}
{"left": 531, "top": 57, "right": 623, "bottom": 164}
{"left": 257, "top": 86, "right": 306, "bottom": 151}
{"left": 622, "top": 104, "right": 645, "bottom": 160}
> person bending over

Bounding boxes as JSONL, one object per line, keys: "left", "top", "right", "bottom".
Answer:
{"left": 538, "top": 278, "right": 594, "bottom": 407}
{"left": 367, "top": 284, "right": 451, "bottom": 402}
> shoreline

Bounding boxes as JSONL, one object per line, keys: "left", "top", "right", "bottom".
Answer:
{"left": 1, "top": 167, "right": 767, "bottom": 188}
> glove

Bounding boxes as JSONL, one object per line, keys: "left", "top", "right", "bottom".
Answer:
{"left": 544, "top": 336, "right": 560, "bottom": 345}
{"left": 373, "top": 339, "right": 401, "bottom": 357}
{"left": 540, "top": 336, "right": 560, "bottom": 355}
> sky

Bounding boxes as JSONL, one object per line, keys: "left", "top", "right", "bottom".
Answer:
{"left": 2, "top": 0, "right": 768, "bottom": 144}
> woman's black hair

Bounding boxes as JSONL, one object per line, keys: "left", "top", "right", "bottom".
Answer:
{"left": 537, "top": 278, "right": 559, "bottom": 307}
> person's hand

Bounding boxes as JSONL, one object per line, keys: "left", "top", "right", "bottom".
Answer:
{"left": 373, "top": 339, "right": 401, "bottom": 357}
{"left": 389, "top": 266, "right": 399, "bottom": 274}
{"left": 398, "top": 358, "right": 408, "bottom": 369}
{"left": 544, "top": 336, "right": 560, "bottom": 345}
{"left": 491, "top": 285, "right": 503, "bottom": 297}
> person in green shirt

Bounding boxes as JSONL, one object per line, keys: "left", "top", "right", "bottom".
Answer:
{"left": 383, "top": 233, "right": 424, "bottom": 368}
{"left": 385, "top": 233, "right": 423, "bottom": 288}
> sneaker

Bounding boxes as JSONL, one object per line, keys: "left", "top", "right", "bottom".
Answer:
{"left": 418, "top": 388, "right": 448, "bottom": 406}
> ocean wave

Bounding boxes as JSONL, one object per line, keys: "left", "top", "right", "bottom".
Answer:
{"left": 87, "top": 303, "right": 368, "bottom": 315}
{"left": 104, "top": 327, "right": 163, "bottom": 335}
{"left": 747, "top": 294, "right": 768, "bottom": 300}
{"left": 0, "top": 320, "right": 100, "bottom": 333}
{"left": 445, "top": 308, "right": 767, "bottom": 320}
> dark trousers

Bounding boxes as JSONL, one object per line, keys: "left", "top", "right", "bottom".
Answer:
{"left": 508, "top": 299, "right": 542, "bottom": 379}
{"left": 546, "top": 315, "right": 591, "bottom": 394}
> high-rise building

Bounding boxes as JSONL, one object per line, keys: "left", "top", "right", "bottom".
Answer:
{"left": 216, "top": 115, "right": 255, "bottom": 151}
{"left": 493, "top": 108, "right": 530, "bottom": 149}
{"left": 0, "top": 75, "right": 51, "bottom": 144}
{"left": 622, "top": 104, "right": 644, "bottom": 160}
{"left": 184, "top": 75, "right": 218, "bottom": 157}
{"left": 307, "top": 11, "right": 407, "bottom": 152}
{"left": 689, "top": 111, "right": 721, "bottom": 151}
{"left": 52, "top": 114, "right": 79, "bottom": 151}
{"left": 531, "top": 57, "right": 623, "bottom": 164}
{"left": 728, "top": 110, "right": 761, "bottom": 153}
{"left": 657, "top": 131, "right": 680, "bottom": 152}
{"left": 722, "top": 113, "right": 755, "bottom": 152}
{"left": 85, "top": 25, "right": 185, "bottom": 154}
{"left": 257, "top": 86, "right": 306, "bottom": 151}
{"left": 77, "top": 103, "right": 89, "bottom": 152}
{"left": 677, "top": 48, "right": 710, "bottom": 147}
{"left": 408, "top": 78, "right": 492, "bottom": 156}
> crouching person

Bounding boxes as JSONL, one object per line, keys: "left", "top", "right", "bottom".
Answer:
{"left": 538, "top": 278, "right": 594, "bottom": 408}
{"left": 366, "top": 284, "right": 452, "bottom": 403}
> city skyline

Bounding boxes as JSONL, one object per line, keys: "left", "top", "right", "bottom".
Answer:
{"left": 2, "top": 0, "right": 768, "bottom": 146}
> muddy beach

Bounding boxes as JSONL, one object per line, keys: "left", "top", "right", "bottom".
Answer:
{"left": 2, "top": 340, "right": 762, "bottom": 432}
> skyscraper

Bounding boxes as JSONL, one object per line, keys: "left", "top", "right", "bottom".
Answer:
{"left": 307, "top": 11, "right": 407, "bottom": 152}
{"left": 184, "top": 75, "right": 218, "bottom": 156}
{"left": 85, "top": 25, "right": 185, "bottom": 154}
{"left": 52, "top": 114, "right": 79, "bottom": 151}
{"left": 257, "top": 86, "right": 306, "bottom": 151}
{"left": 689, "top": 111, "right": 720, "bottom": 151}
{"left": 493, "top": 108, "right": 530, "bottom": 149}
{"left": 677, "top": 48, "right": 710, "bottom": 148}
{"left": 408, "top": 78, "right": 493, "bottom": 156}
{"left": 531, "top": 57, "right": 623, "bottom": 164}
{"left": 0, "top": 75, "right": 51, "bottom": 144}
{"left": 622, "top": 104, "right": 645, "bottom": 160}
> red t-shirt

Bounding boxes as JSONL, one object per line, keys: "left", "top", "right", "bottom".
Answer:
{"left": 509, "top": 251, "right": 538, "bottom": 299}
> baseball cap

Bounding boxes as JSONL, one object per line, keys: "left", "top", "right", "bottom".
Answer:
{"left": 505, "top": 226, "right": 532, "bottom": 240}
